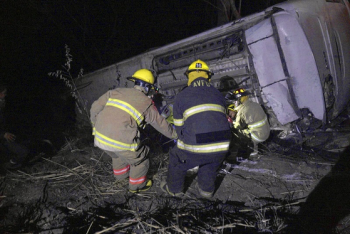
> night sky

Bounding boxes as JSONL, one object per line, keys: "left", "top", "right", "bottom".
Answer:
{"left": 0, "top": 0, "right": 274, "bottom": 144}
{"left": 1, "top": 1, "right": 219, "bottom": 92}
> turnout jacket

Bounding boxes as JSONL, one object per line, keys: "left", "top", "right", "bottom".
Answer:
{"left": 90, "top": 86, "right": 177, "bottom": 152}
{"left": 234, "top": 100, "right": 270, "bottom": 143}
{"left": 173, "top": 77, "right": 231, "bottom": 154}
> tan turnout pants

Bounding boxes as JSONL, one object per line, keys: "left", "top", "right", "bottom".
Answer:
{"left": 104, "top": 145, "right": 150, "bottom": 191}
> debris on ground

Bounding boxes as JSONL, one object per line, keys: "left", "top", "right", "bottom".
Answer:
{"left": 0, "top": 123, "right": 350, "bottom": 233}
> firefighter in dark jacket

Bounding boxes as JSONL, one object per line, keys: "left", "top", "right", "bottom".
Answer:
{"left": 161, "top": 60, "right": 231, "bottom": 198}
{"left": 225, "top": 88, "right": 270, "bottom": 160}
{"left": 90, "top": 69, "right": 177, "bottom": 193}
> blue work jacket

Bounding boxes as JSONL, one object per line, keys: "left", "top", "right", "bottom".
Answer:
{"left": 173, "top": 77, "right": 231, "bottom": 154}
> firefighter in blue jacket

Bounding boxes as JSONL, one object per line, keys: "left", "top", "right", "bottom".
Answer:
{"left": 161, "top": 60, "right": 231, "bottom": 198}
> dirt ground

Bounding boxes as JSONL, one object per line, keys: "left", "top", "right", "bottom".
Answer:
{"left": 1, "top": 121, "right": 350, "bottom": 233}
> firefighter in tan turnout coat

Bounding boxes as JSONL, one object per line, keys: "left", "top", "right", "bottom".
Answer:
{"left": 90, "top": 69, "right": 177, "bottom": 193}
{"left": 226, "top": 88, "right": 270, "bottom": 160}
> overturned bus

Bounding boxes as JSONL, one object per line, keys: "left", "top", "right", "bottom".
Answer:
{"left": 75, "top": 0, "right": 350, "bottom": 139}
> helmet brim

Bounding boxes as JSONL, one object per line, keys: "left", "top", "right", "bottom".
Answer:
{"left": 225, "top": 92, "right": 236, "bottom": 101}
{"left": 127, "top": 77, "right": 135, "bottom": 82}
{"left": 184, "top": 69, "right": 214, "bottom": 78}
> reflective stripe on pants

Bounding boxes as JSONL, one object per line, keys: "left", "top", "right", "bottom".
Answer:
{"left": 104, "top": 145, "right": 150, "bottom": 190}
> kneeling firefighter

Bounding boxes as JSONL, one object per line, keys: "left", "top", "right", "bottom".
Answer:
{"left": 90, "top": 69, "right": 177, "bottom": 193}
{"left": 225, "top": 88, "right": 270, "bottom": 160}
{"left": 161, "top": 59, "right": 231, "bottom": 198}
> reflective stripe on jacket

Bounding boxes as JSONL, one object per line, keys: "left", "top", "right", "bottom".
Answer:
{"left": 106, "top": 98, "right": 144, "bottom": 125}
{"left": 177, "top": 139, "right": 230, "bottom": 153}
{"left": 234, "top": 100, "right": 270, "bottom": 143}
{"left": 174, "top": 104, "right": 226, "bottom": 126}
{"left": 94, "top": 129, "right": 138, "bottom": 151}
{"left": 90, "top": 87, "right": 177, "bottom": 152}
{"left": 173, "top": 77, "right": 231, "bottom": 154}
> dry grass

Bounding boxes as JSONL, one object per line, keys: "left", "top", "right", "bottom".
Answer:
{"left": 9, "top": 124, "right": 348, "bottom": 233}
{"left": 0, "top": 136, "right": 302, "bottom": 233}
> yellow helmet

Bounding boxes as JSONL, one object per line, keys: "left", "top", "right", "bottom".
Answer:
{"left": 184, "top": 59, "right": 214, "bottom": 78}
{"left": 127, "top": 69, "right": 155, "bottom": 85}
{"left": 226, "top": 88, "right": 249, "bottom": 101}
{"left": 233, "top": 88, "right": 248, "bottom": 96}
{"left": 227, "top": 104, "right": 236, "bottom": 111}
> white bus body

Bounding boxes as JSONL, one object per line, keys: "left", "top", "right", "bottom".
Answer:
{"left": 76, "top": 0, "right": 350, "bottom": 136}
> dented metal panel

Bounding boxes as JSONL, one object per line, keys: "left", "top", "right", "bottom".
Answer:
{"left": 245, "top": 17, "right": 300, "bottom": 125}
{"left": 274, "top": 12, "right": 325, "bottom": 122}
{"left": 245, "top": 12, "right": 326, "bottom": 125}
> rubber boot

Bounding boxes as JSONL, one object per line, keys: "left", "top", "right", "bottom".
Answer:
{"left": 249, "top": 142, "right": 260, "bottom": 161}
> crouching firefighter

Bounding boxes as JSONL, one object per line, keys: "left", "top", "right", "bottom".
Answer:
{"left": 90, "top": 69, "right": 177, "bottom": 193}
{"left": 161, "top": 60, "right": 231, "bottom": 198}
{"left": 225, "top": 88, "right": 270, "bottom": 161}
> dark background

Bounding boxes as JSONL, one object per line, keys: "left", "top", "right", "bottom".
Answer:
{"left": 0, "top": 0, "right": 281, "bottom": 146}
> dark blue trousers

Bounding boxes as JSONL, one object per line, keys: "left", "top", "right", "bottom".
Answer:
{"left": 166, "top": 146, "right": 227, "bottom": 193}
